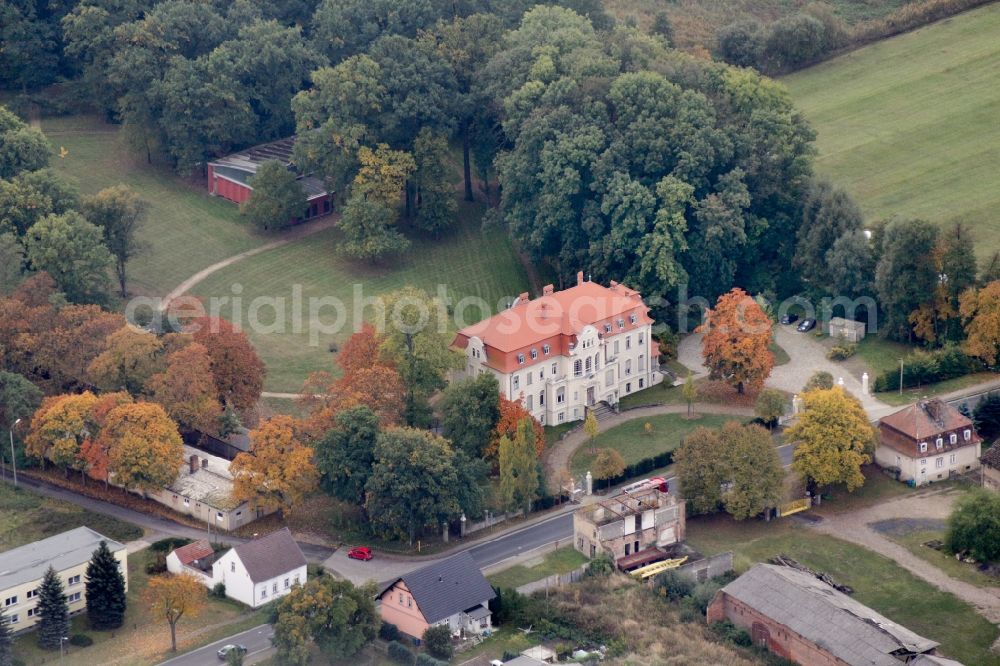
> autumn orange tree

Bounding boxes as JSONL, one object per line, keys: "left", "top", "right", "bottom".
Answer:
{"left": 87, "top": 326, "right": 164, "bottom": 395}
{"left": 146, "top": 342, "right": 222, "bottom": 433}
{"left": 299, "top": 324, "right": 405, "bottom": 438}
{"left": 143, "top": 573, "right": 205, "bottom": 652}
{"left": 25, "top": 391, "right": 100, "bottom": 478}
{"left": 84, "top": 391, "right": 134, "bottom": 485}
{"left": 697, "top": 287, "right": 774, "bottom": 394}
{"left": 103, "top": 402, "right": 185, "bottom": 493}
{"left": 230, "top": 416, "right": 318, "bottom": 516}
{"left": 191, "top": 316, "right": 266, "bottom": 412}
{"left": 960, "top": 280, "right": 1000, "bottom": 366}
{"left": 0, "top": 275, "right": 124, "bottom": 394}
{"left": 487, "top": 395, "right": 544, "bottom": 459}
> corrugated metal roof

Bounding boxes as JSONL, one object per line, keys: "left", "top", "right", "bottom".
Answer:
{"left": 0, "top": 527, "right": 126, "bottom": 591}
{"left": 721, "top": 564, "right": 942, "bottom": 666}
{"left": 379, "top": 552, "right": 495, "bottom": 625}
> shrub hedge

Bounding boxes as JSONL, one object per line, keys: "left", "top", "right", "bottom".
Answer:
{"left": 872, "top": 345, "right": 977, "bottom": 392}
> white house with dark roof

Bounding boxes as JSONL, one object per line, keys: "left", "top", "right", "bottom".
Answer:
{"left": 210, "top": 528, "right": 306, "bottom": 608}
{"left": 0, "top": 527, "right": 127, "bottom": 632}
{"left": 377, "top": 551, "right": 496, "bottom": 641}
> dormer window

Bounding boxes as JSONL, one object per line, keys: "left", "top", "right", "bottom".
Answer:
{"left": 517, "top": 354, "right": 525, "bottom": 364}
{"left": 530, "top": 348, "right": 538, "bottom": 359}
{"left": 543, "top": 344, "right": 550, "bottom": 355}
{"left": 949, "top": 433, "right": 957, "bottom": 444}
{"left": 604, "top": 323, "right": 612, "bottom": 333}
{"left": 919, "top": 442, "right": 927, "bottom": 453}
{"left": 617, "top": 319, "right": 625, "bottom": 329}
{"left": 936, "top": 437, "right": 944, "bottom": 448}
{"left": 630, "top": 313, "right": 637, "bottom": 324}
{"left": 964, "top": 429, "right": 971, "bottom": 441}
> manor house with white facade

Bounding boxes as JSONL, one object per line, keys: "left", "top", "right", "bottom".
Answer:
{"left": 452, "top": 273, "right": 661, "bottom": 425}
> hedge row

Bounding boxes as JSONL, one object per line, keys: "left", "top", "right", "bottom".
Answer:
{"left": 872, "top": 345, "right": 978, "bottom": 392}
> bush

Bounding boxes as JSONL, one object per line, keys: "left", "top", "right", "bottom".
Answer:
{"left": 388, "top": 640, "right": 415, "bottom": 665}
{"left": 826, "top": 343, "right": 857, "bottom": 361}
{"left": 764, "top": 13, "right": 827, "bottom": 70}
{"left": 69, "top": 634, "right": 93, "bottom": 647}
{"left": 210, "top": 582, "right": 226, "bottom": 599}
{"left": 416, "top": 655, "right": 447, "bottom": 666}
{"left": 653, "top": 570, "right": 694, "bottom": 601}
{"left": 380, "top": 621, "right": 401, "bottom": 642}
{"left": 422, "top": 625, "right": 453, "bottom": 660}
{"left": 945, "top": 489, "right": 1000, "bottom": 563}
{"left": 149, "top": 537, "right": 192, "bottom": 553}
{"left": 716, "top": 19, "right": 765, "bottom": 68}
{"left": 873, "top": 345, "right": 976, "bottom": 392}
{"left": 585, "top": 553, "right": 615, "bottom": 578}
{"left": 711, "top": 619, "right": 752, "bottom": 647}
{"left": 803, "top": 371, "right": 834, "bottom": 392}
{"left": 145, "top": 552, "right": 167, "bottom": 575}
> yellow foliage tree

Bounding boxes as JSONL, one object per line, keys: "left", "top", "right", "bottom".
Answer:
{"left": 143, "top": 573, "right": 206, "bottom": 652}
{"left": 25, "top": 391, "right": 100, "bottom": 477}
{"left": 86, "top": 326, "right": 163, "bottom": 395}
{"left": 959, "top": 280, "right": 1000, "bottom": 366}
{"left": 230, "top": 416, "right": 318, "bottom": 516}
{"left": 593, "top": 448, "right": 626, "bottom": 489}
{"left": 785, "top": 387, "right": 876, "bottom": 492}
{"left": 354, "top": 143, "right": 415, "bottom": 208}
{"left": 103, "top": 402, "right": 184, "bottom": 493}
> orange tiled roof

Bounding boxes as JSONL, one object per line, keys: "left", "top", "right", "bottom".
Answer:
{"left": 172, "top": 539, "right": 214, "bottom": 566}
{"left": 880, "top": 400, "right": 975, "bottom": 440}
{"left": 453, "top": 274, "right": 653, "bottom": 373}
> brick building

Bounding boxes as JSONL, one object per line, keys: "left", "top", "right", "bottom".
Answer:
{"left": 573, "top": 488, "right": 685, "bottom": 570}
{"left": 707, "top": 564, "right": 959, "bottom": 665}
{"left": 876, "top": 399, "right": 982, "bottom": 486}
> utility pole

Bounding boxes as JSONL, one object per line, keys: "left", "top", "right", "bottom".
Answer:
{"left": 10, "top": 418, "right": 21, "bottom": 487}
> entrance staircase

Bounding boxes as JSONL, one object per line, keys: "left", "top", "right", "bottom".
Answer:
{"left": 589, "top": 401, "right": 616, "bottom": 422}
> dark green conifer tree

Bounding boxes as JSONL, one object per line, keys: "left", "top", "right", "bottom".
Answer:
{"left": 85, "top": 540, "right": 127, "bottom": 630}
{"left": 36, "top": 566, "right": 69, "bottom": 650}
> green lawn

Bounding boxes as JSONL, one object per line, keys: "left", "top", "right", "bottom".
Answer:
{"left": 41, "top": 114, "right": 264, "bottom": 297}
{"left": 191, "top": 202, "right": 530, "bottom": 392}
{"left": 617, "top": 380, "right": 686, "bottom": 409}
{"left": 874, "top": 522, "right": 998, "bottom": 588}
{"left": 875, "top": 371, "right": 1000, "bottom": 406}
{"left": 0, "top": 482, "right": 143, "bottom": 553}
{"left": 784, "top": 2, "right": 1000, "bottom": 261}
{"left": 854, "top": 336, "right": 914, "bottom": 377}
{"left": 570, "top": 412, "right": 740, "bottom": 477}
{"left": 686, "top": 516, "right": 1000, "bottom": 666}
{"left": 811, "top": 466, "right": 915, "bottom": 516}
{"left": 487, "top": 546, "right": 589, "bottom": 589}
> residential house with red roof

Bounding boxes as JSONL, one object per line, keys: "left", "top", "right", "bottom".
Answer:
{"left": 452, "top": 273, "right": 662, "bottom": 425}
{"left": 876, "top": 399, "right": 982, "bottom": 486}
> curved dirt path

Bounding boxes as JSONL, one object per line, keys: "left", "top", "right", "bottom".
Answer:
{"left": 159, "top": 214, "right": 339, "bottom": 311}
{"left": 811, "top": 487, "right": 1000, "bottom": 624}
{"left": 544, "top": 402, "right": 755, "bottom": 490}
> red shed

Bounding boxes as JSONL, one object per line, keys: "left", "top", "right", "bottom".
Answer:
{"left": 207, "top": 136, "right": 332, "bottom": 223}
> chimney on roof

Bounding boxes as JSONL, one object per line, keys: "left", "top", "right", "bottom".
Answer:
{"left": 610, "top": 280, "right": 618, "bottom": 288}
{"left": 577, "top": 271, "right": 584, "bottom": 285}
{"left": 543, "top": 284, "right": 554, "bottom": 296}
{"left": 201, "top": 458, "right": 208, "bottom": 469}
{"left": 518, "top": 292, "right": 528, "bottom": 303}
{"left": 189, "top": 455, "right": 198, "bottom": 474}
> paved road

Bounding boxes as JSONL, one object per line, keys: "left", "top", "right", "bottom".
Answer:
{"left": 157, "top": 624, "right": 275, "bottom": 666}
{"left": 3, "top": 474, "right": 333, "bottom": 562}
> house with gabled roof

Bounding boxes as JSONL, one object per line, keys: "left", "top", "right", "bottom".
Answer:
{"left": 377, "top": 551, "right": 496, "bottom": 641}
{"left": 165, "top": 539, "right": 217, "bottom": 584}
{"left": 210, "top": 528, "right": 307, "bottom": 608}
{"left": 876, "top": 399, "right": 982, "bottom": 486}
{"left": 707, "top": 563, "right": 960, "bottom": 665}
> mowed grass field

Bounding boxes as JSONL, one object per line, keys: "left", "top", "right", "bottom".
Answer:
{"left": 191, "top": 202, "right": 530, "bottom": 392}
{"left": 41, "top": 115, "right": 264, "bottom": 296}
{"left": 784, "top": 3, "right": 1000, "bottom": 260}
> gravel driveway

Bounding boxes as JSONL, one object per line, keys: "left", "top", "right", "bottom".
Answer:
{"left": 810, "top": 487, "right": 1000, "bottom": 625}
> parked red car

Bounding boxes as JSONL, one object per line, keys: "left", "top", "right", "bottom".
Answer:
{"left": 347, "top": 546, "right": 374, "bottom": 561}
